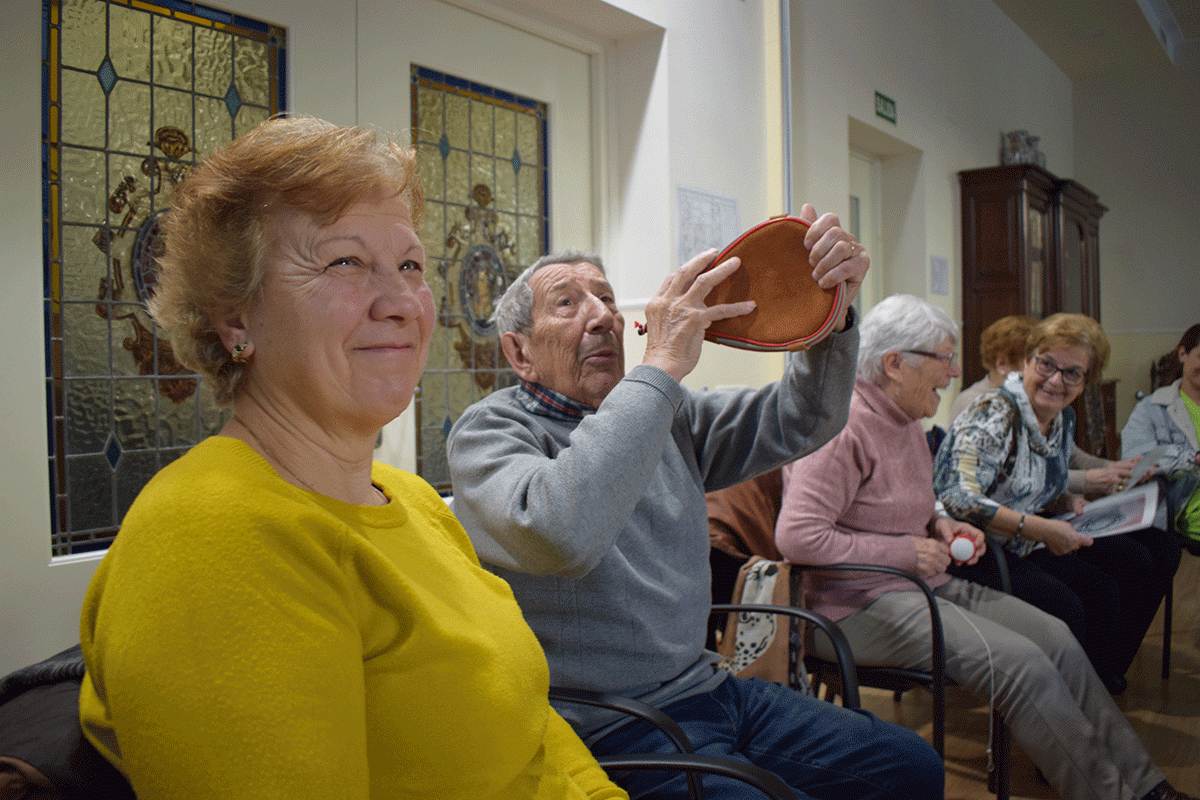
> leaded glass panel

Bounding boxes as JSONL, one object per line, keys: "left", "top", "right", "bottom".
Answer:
{"left": 411, "top": 66, "right": 549, "bottom": 490}
{"left": 43, "top": 0, "right": 286, "bottom": 556}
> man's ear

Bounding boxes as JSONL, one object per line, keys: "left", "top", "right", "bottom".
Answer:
{"left": 500, "top": 331, "right": 540, "bottom": 384}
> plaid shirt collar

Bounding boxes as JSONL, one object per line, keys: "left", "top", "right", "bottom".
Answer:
{"left": 516, "top": 380, "right": 596, "bottom": 422}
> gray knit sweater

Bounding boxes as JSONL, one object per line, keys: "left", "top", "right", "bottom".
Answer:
{"left": 446, "top": 321, "right": 857, "bottom": 739}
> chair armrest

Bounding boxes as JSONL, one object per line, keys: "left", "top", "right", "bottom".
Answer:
{"left": 549, "top": 687, "right": 705, "bottom": 800}
{"left": 791, "top": 564, "right": 946, "bottom": 752}
{"left": 547, "top": 687, "right": 695, "bottom": 755}
{"left": 596, "top": 754, "right": 797, "bottom": 800}
{"left": 710, "top": 603, "right": 861, "bottom": 708}
{"left": 981, "top": 531, "right": 1013, "bottom": 593}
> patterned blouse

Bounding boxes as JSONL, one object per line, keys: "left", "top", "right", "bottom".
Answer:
{"left": 933, "top": 372, "right": 1075, "bottom": 557}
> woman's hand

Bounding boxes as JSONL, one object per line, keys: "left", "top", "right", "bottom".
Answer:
{"left": 1036, "top": 517, "right": 1093, "bottom": 556}
{"left": 1084, "top": 456, "right": 1142, "bottom": 495}
{"left": 931, "top": 517, "right": 985, "bottom": 565}
{"left": 913, "top": 537, "right": 951, "bottom": 578}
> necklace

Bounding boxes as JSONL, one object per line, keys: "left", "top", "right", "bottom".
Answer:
{"left": 232, "top": 416, "right": 387, "bottom": 506}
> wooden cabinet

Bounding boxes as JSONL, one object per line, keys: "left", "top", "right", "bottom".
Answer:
{"left": 1076, "top": 378, "right": 1121, "bottom": 460}
{"left": 1053, "top": 178, "right": 1105, "bottom": 320}
{"left": 959, "top": 164, "right": 1056, "bottom": 385}
{"left": 959, "top": 164, "right": 1110, "bottom": 454}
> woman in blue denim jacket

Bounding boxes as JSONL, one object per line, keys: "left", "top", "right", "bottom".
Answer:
{"left": 1122, "top": 324, "right": 1200, "bottom": 551}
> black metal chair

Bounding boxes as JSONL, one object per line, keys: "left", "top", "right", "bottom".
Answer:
{"left": 551, "top": 601, "right": 860, "bottom": 800}
{"left": 1136, "top": 353, "right": 1189, "bottom": 680}
{"left": 1154, "top": 473, "right": 1188, "bottom": 679}
{"left": 796, "top": 552, "right": 1013, "bottom": 800}
{"left": 549, "top": 686, "right": 797, "bottom": 800}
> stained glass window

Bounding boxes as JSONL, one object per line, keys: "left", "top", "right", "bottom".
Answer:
{"left": 42, "top": 0, "right": 286, "bottom": 556}
{"left": 411, "top": 65, "right": 548, "bottom": 490}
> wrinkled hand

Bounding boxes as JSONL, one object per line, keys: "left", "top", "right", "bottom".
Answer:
{"left": 640, "top": 249, "right": 756, "bottom": 382}
{"left": 798, "top": 203, "right": 869, "bottom": 327}
{"left": 1039, "top": 517, "right": 1093, "bottom": 556}
{"left": 913, "top": 536, "right": 951, "bottom": 578}
{"left": 1086, "top": 457, "right": 1139, "bottom": 495}
{"left": 933, "top": 517, "right": 986, "bottom": 565}
{"left": 1067, "top": 493, "right": 1089, "bottom": 516}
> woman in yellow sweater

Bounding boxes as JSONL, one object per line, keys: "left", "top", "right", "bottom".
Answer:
{"left": 78, "top": 115, "right": 626, "bottom": 800}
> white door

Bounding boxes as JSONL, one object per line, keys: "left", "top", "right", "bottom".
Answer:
{"left": 849, "top": 148, "right": 882, "bottom": 314}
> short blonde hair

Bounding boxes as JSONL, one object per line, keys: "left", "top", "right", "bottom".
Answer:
{"left": 1026, "top": 313, "right": 1110, "bottom": 383}
{"left": 980, "top": 315, "right": 1036, "bottom": 371}
{"left": 149, "top": 115, "right": 423, "bottom": 404}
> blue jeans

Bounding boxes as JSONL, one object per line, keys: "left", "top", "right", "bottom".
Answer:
{"left": 588, "top": 675, "right": 944, "bottom": 800}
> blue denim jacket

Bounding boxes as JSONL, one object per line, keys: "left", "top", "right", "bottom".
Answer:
{"left": 1121, "top": 380, "right": 1200, "bottom": 527}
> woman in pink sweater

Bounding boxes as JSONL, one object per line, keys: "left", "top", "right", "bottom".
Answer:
{"left": 775, "top": 294, "right": 1192, "bottom": 800}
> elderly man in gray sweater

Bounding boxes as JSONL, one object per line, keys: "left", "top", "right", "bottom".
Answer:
{"left": 447, "top": 204, "right": 943, "bottom": 800}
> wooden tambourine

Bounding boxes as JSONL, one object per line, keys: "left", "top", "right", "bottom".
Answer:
{"left": 702, "top": 216, "right": 847, "bottom": 352}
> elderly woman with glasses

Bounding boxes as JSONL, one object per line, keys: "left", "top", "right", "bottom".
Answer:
{"left": 934, "top": 313, "right": 1181, "bottom": 696}
{"left": 776, "top": 296, "right": 1193, "bottom": 800}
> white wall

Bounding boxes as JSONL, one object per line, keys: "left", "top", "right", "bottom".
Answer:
{"left": 787, "top": 0, "right": 1076, "bottom": 428}
{"left": 1073, "top": 61, "right": 1200, "bottom": 424}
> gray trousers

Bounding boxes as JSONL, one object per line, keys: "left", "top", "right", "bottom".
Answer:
{"left": 810, "top": 577, "right": 1163, "bottom": 800}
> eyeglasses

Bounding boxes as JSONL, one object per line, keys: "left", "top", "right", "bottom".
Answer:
{"left": 1032, "top": 354, "right": 1087, "bottom": 386}
{"left": 903, "top": 349, "right": 957, "bottom": 368}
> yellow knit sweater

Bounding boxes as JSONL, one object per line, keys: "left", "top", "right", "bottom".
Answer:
{"left": 79, "top": 436, "right": 625, "bottom": 799}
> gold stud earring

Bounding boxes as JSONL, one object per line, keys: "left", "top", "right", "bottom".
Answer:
{"left": 231, "top": 343, "right": 250, "bottom": 362}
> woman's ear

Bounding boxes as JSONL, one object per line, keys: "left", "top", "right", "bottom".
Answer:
{"left": 213, "top": 311, "right": 250, "bottom": 356}
{"left": 500, "top": 331, "right": 540, "bottom": 384}
{"left": 881, "top": 350, "right": 906, "bottom": 383}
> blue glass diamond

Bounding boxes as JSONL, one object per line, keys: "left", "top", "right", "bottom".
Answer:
{"left": 104, "top": 433, "right": 123, "bottom": 471}
{"left": 97, "top": 57, "right": 117, "bottom": 96}
{"left": 511, "top": 148, "right": 522, "bottom": 174}
{"left": 224, "top": 82, "right": 242, "bottom": 119}
{"left": 438, "top": 133, "right": 450, "bottom": 161}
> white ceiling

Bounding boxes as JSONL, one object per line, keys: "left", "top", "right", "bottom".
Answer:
{"left": 991, "top": 0, "right": 1200, "bottom": 78}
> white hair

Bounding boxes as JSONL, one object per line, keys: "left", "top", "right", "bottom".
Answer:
{"left": 857, "top": 295, "right": 958, "bottom": 385}
{"left": 492, "top": 249, "right": 605, "bottom": 336}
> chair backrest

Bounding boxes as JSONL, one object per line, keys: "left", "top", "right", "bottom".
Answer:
{"left": 1151, "top": 349, "right": 1181, "bottom": 391}
{"left": 0, "top": 647, "right": 136, "bottom": 800}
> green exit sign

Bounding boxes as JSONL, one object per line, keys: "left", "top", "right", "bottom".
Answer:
{"left": 875, "top": 91, "right": 896, "bottom": 124}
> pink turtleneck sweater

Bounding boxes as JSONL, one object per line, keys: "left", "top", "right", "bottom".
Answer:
{"left": 776, "top": 379, "right": 950, "bottom": 622}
